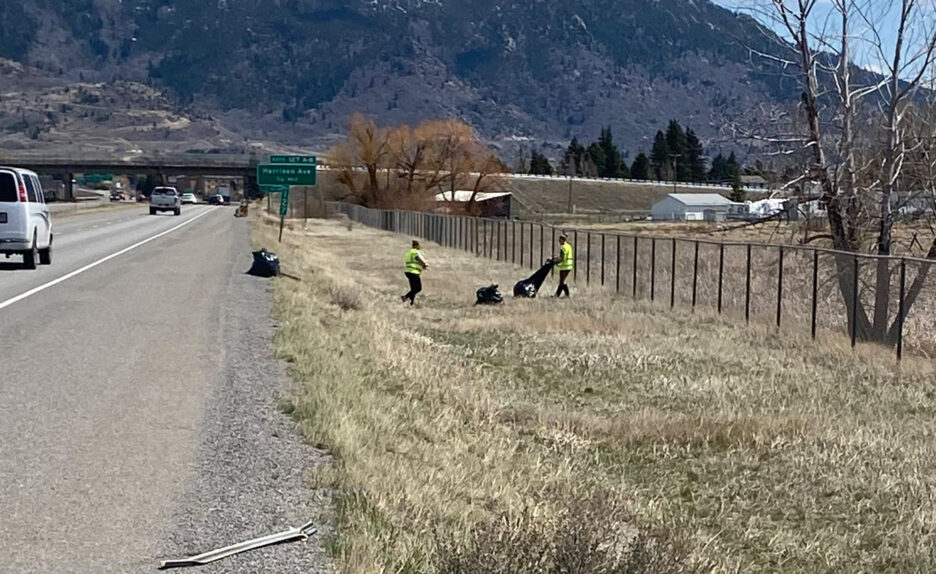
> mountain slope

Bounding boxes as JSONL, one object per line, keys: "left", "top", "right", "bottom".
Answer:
{"left": 1, "top": 0, "right": 793, "bottom": 157}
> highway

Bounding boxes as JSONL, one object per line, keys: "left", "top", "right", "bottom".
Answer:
{"left": 0, "top": 206, "right": 327, "bottom": 573}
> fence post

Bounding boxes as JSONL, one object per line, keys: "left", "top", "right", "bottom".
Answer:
{"left": 776, "top": 246, "right": 784, "bottom": 327}
{"left": 670, "top": 238, "right": 676, "bottom": 308}
{"left": 811, "top": 250, "right": 819, "bottom": 339}
{"left": 483, "top": 220, "right": 488, "bottom": 258}
{"left": 529, "top": 223, "right": 534, "bottom": 269}
{"left": 574, "top": 231, "right": 579, "bottom": 281}
{"left": 551, "top": 227, "right": 556, "bottom": 276}
{"left": 650, "top": 238, "right": 656, "bottom": 302}
{"left": 540, "top": 224, "right": 544, "bottom": 265}
{"left": 717, "top": 243, "right": 724, "bottom": 314}
{"left": 587, "top": 232, "right": 592, "bottom": 286}
{"left": 851, "top": 255, "right": 859, "bottom": 348}
{"left": 745, "top": 243, "right": 752, "bottom": 324}
{"left": 897, "top": 258, "right": 906, "bottom": 361}
{"left": 632, "top": 236, "right": 638, "bottom": 299}
{"left": 616, "top": 235, "right": 621, "bottom": 293}
{"left": 692, "top": 241, "right": 699, "bottom": 311}
{"left": 512, "top": 220, "right": 517, "bottom": 264}
{"left": 601, "top": 234, "right": 606, "bottom": 286}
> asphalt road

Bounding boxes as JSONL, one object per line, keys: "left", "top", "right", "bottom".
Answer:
{"left": 0, "top": 205, "right": 329, "bottom": 573}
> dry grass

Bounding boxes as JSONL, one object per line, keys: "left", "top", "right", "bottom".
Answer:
{"left": 254, "top": 214, "right": 936, "bottom": 574}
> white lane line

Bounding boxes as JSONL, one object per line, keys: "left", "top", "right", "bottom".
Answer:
{"left": 0, "top": 209, "right": 214, "bottom": 312}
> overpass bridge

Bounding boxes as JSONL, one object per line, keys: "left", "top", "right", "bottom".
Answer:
{"left": 0, "top": 152, "right": 262, "bottom": 200}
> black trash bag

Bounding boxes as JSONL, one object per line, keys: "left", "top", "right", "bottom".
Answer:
{"left": 513, "top": 258, "right": 558, "bottom": 298}
{"left": 475, "top": 284, "right": 504, "bottom": 305}
{"left": 247, "top": 248, "right": 280, "bottom": 277}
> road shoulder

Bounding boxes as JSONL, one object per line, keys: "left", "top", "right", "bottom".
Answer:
{"left": 156, "top": 219, "right": 333, "bottom": 573}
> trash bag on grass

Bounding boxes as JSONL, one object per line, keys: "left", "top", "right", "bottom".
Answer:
{"left": 248, "top": 249, "right": 280, "bottom": 277}
{"left": 475, "top": 284, "right": 504, "bottom": 305}
{"left": 513, "top": 258, "right": 558, "bottom": 298}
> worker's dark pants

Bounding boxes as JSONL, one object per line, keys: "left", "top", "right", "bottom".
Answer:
{"left": 555, "top": 270, "right": 571, "bottom": 298}
{"left": 404, "top": 272, "right": 422, "bottom": 304}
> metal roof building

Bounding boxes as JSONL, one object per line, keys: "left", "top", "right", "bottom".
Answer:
{"left": 651, "top": 193, "right": 733, "bottom": 222}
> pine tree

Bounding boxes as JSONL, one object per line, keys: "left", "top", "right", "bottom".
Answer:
{"left": 665, "top": 120, "right": 690, "bottom": 181}
{"left": 726, "top": 152, "right": 740, "bottom": 179}
{"left": 559, "top": 137, "right": 586, "bottom": 176}
{"left": 650, "top": 131, "right": 670, "bottom": 180}
{"left": 597, "top": 126, "right": 626, "bottom": 178}
{"left": 708, "top": 153, "right": 728, "bottom": 182}
{"left": 586, "top": 142, "right": 606, "bottom": 177}
{"left": 730, "top": 166, "right": 746, "bottom": 203}
{"left": 529, "top": 151, "right": 554, "bottom": 176}
{"left": 631, "top": 152, "right": 651, "bottom": 180}
{"left": 685, "top": 129, "right": 707, "bottom": 182}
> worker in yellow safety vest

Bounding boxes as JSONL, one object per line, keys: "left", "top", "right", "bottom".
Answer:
{"left": 555, "top": 234, "right": 573, "bottom": 298}
{"left": 401, "top": 240, "right": 429, "bottom": 305}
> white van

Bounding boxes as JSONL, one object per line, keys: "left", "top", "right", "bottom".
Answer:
{"left": 0, "top": 167, "right": 53, "bottom": 269}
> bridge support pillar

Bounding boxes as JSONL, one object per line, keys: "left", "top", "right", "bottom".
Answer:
{"left": 65, "top": 173, "right": 75, "bottom": 202}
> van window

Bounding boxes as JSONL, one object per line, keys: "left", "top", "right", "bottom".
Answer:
{"left": 0, "top": 172, "right": 16, "bottom": 202}
{"left": 23, "top": 174, "right": 39, "bottom": 203}
{"left": 32, "top": 176, "right": 44, "bottom": 204}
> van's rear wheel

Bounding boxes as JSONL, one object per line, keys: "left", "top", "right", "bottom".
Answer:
{"left": 39, "top": 237, "right": 52, "bottom": 265}
{"left": 23, "top": 232, "right": 37, "bottom": 270}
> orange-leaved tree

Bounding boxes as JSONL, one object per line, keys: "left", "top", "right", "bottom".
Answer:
{"left": 329, "top": 115, "right": 505, "bottom": 211}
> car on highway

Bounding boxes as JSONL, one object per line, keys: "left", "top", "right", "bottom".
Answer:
{"left": 208, "top": 194, "right": 225, "bottom": 205}
{"left": 0, "top": 166, "right": 53, "bottom": 269}
{"left": 180, "top": 192, "right": 197, "bottom": 205}
{"left": 110, "top": 191, "right": 126, "bottom": 202}
{"left": 150, "top": 186, "right": 181, "bottom": 216}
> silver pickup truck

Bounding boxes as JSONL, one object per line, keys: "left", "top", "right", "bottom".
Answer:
{"left": 150, "top": 187, "right": 181, "bottom": 216}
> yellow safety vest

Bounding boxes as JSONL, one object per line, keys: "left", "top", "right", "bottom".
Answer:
{"left": 557, "top": 243, "right": 574, "bottom": 271}
{"left": 405, "top": 248, "right": 423, "bottom": 275}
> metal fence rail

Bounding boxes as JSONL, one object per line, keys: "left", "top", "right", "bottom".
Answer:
{"left": 327, "top": 202, "right": 935, "bottom": 360}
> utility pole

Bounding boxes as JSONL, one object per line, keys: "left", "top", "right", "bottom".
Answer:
{"left": 669, "top": 153, "right": 681, "bottom": 194}
{"left": 567, "top": 174, "right": 573, "bottom": 213}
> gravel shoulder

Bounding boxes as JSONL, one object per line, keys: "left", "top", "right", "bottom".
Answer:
{"left": 155, "top": 220, "right": 333, "bottom": 573}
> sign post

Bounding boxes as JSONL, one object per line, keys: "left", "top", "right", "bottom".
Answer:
{"left": 278, "top": 187, "right": 290, "bottom": 243}
{"left": 259, "top": 156, "right": 316, "bottom": 244}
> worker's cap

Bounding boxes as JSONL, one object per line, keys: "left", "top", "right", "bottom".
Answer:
{"left": 559, "top": 234, "right": 568, "bottom": 240}
{"left": 412, "top": 239, "right": 421, "bottom": 247}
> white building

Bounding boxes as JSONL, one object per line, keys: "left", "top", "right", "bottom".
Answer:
{"left": 651, "top": 193, "right": 734, "bottom": 222}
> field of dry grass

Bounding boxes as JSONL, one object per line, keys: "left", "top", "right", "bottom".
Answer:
{"left": 505, "top": 177, "right": 733, "bottom": 216}
{"left": 254, "top": 213, "right": 936, "bottom": 574}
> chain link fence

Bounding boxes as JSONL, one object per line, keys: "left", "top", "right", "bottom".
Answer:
{"left": 327, "top": 202, "right": 935, "bottom": 360}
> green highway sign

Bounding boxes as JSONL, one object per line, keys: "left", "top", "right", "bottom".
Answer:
{"left": 257, "top": 164, "right": 317, "bottom": 186}
{"left": 279, "top": 188, "right": 290, "bottom": 217}
{"left": 270, "top": 155, "right": 317, "bottom": 165}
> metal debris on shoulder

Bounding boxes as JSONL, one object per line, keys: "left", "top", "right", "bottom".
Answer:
{"left": 158, "top": 520, "right": 317, "bottom": 570}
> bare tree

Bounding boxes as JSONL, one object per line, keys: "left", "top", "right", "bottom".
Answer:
{"left": 330, "top": 115, "right": 505, "bottom": 212}
{"left": 743, "top": 0, "right": 936, "bottom": 343}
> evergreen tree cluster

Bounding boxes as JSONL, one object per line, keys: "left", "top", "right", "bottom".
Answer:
{"left": 557, "top": 121, "right": 744, "bottom": 184}
{"left": 529, "top": 150, "right": 553, "bottom": 176}
{"left": 558, "top": 127, "right": 629, "bottom": 179}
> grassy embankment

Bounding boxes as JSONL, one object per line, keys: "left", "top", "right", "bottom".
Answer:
{"left": 254, "top": 213, "right": 936, "bottom": 574}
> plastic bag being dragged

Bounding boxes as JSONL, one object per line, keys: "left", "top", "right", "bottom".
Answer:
{"left": 513, "top": 258, "right": 558, "bottom": 298}
{"left": 248, "top": 249, "right": 281, "bottom": 277}
{"left": 475, "top": 284, "right": 504, "bottom": 305}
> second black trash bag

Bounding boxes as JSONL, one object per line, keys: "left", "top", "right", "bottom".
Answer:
{"left": 513, "top": 258, "right": 558, "bottom": 298}
{"left": 475, "top": 284, "right": 504, "bottom": 305}
{"left": 247, "top": 249, "right": 281, "bottom": 278}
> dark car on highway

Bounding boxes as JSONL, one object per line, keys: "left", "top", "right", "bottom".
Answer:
{"left": 208, "top": 194, "right": 225, "bottom": 205}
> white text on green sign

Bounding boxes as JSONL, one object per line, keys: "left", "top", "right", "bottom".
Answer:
{"left": 257, "top": 164, "right": 317, "bottom": 186}
{"left": 279, "top": 189, "right": 290, "bottom": 217}
{"left": 270, "top": 155, "right": 317, "bottom": 165}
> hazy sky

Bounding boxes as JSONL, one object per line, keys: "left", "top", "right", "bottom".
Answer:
{"left": 714, "top": 1, "right": 929, "bottom": 75}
